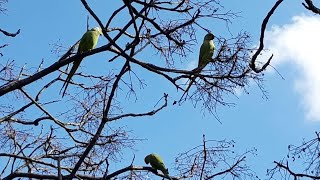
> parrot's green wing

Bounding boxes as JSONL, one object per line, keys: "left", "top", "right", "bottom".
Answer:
{"left": 198, "top": 33, "right": 215, "bottom": 69}
{"left": 61, "top": 27, "right": 102, "bottom": 97}
{"left": 61, "top": 60, "right": 81, "bottom": 97}
{"left": 145, "top": 153, "right": 172, "bottom": 180}
{"left": 77, "top": 27, "right": 101, "bottom": 54}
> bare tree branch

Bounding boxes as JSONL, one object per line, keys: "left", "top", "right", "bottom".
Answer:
{"left": 0, "top": 42, "right": 109, "bottom": 96}
{"left": 0, "top": 1, "right": 274, "bottom": 179}
{"left": 250, "top": 0, "right": 284, "bottom": 73}
{"left": 0, "top": 28, "right": 20, "bottom": 37}
{"left": 271, "top": 161, "right": 320, "bottom": 179}
{"left": 302, "top": 0, "right": 320, "bottom": 14}
{"left": 69, "top": 61, "right": 129, "bottom": 178}
{"left": 175, "top": 137, "right": 257, "bottom": 179}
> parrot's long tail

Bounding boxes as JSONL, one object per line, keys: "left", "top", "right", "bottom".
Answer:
{"left": 179, "top": 75, "right": 196, "bottom": 103}
{"left": 60, "top": 59, "right": 82, "bottom": 97}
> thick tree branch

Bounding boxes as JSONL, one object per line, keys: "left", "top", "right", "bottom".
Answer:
{"left": 250, "top": 0, "right": 284, "bottom": 73}
{"left": 302, "top": 0, "right": 320, "bottom": 14}
{"left": 274, "top": 161, "right": 320, "bottom": 179}
{"left": 0, "top": 43, "right": 111, "bottom": 97}
{"left": 0, "top": 1, "right": 263, "bottom": 179}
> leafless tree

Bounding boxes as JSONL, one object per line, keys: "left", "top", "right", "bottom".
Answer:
{"left": 0, "top": 0, "right": 280, "bottom": 179}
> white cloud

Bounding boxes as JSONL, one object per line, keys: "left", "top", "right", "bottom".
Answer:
{"left": 264, "top": 14, "right": 320, "bottom": 121}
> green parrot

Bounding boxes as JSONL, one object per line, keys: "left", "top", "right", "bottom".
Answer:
{"left": 144, "top": 153, "right": 172, "bottom": 180}
{"left": 198, "top": 33, "right": 215, "bottom": 69}
{"left": 61, "top": 27, "right": 103, "bottom": 97}
{"left": 181, "top": 33, "right": 215, "bottom": 99}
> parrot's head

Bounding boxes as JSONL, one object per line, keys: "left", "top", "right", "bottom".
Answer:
{"left": 144, "top": 155, "right": 150, "bottom": 164}
{"left": 204, "top": 33, "right": 215, "bottom": 40}
{"left": 92, "top": 27, "right": 103, "bottom": 35}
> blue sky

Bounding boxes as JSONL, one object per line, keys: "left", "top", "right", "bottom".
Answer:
{"left": 1, "top": 0, "right": 320, "bottom": 179}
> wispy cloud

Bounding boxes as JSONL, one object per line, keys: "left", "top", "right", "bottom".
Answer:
{"left": 264, "top": 14, "right": 320, "bottom": 121}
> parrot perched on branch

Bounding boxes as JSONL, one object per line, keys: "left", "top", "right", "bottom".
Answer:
{"left": 61, "top": 27, "right": 103, "bottom": 97}
{"left": 180, "top": 33, "right": 215, "bottom": 100}
{"left": 144, "top": 153, "right": 172, "bottom": 180}
{"left": 198, "top": 33, "right": 215, "bottom": 69}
